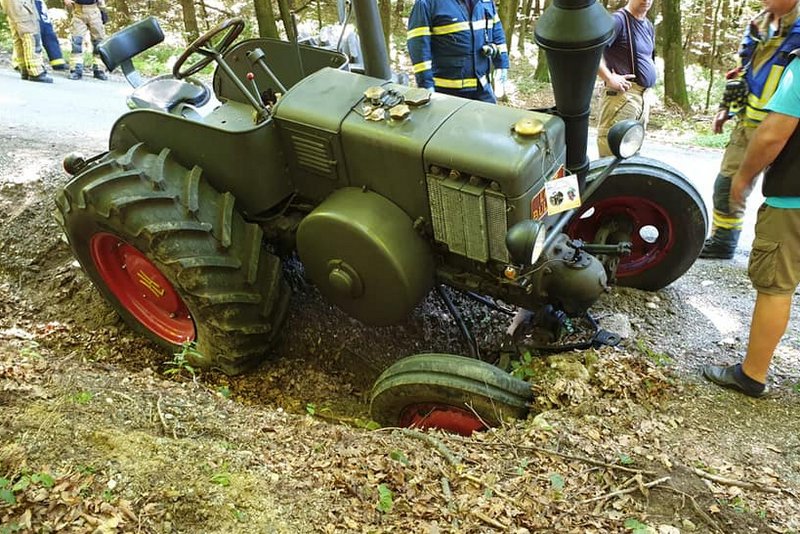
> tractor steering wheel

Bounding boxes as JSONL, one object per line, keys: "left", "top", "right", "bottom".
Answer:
{"left": 173, "top": 18, "right": 245, "bottom": 79}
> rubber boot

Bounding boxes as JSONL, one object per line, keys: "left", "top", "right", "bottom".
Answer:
{"left": 69, "top": 64, "right": 84, "bottom": 80}
{"left": 20, "top": 68, "right": 29, "bottom": 80}
{"left": 699, "top": 228, "right": 740, "bottom": 259}
{"left": 28, "top": 71, "right": 54, "bottom": 83}
{"left": 92, "top": 65, "right": 108, "bottom": 81}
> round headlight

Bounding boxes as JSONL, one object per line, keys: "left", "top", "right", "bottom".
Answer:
{"left": 607, "top": 119, "right": 645, "bottom": 159}
{"left": 505, "top": 220, "right": 547, "bottom": 266}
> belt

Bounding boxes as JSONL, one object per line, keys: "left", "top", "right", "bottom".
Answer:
{"left": 606, "top": 83, "right": 649, "bottom": 96}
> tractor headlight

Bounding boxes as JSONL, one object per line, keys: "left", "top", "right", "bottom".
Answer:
{"left": 607, "top": 119, "right": 645, "bottom": 159}
{"left": 506, "top": 220, "right": 547, "bottom": 266}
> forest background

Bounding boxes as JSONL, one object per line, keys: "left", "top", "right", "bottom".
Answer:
{"left": 0, "top": 0, "right": 764, "bottom": 148}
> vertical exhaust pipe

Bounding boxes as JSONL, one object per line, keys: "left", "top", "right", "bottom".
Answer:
{"left": 352, "top": 0, "right": 392, "bottom": 80}
{"left": 535, "top": 0, "right": 615, "bottom": 183}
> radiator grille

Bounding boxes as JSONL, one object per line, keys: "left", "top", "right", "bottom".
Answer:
{"left": 426, "top": 173, "right": 508, "bottom": 263}
{"left": 288, "top": 131, "right": 335, "bottom": 176}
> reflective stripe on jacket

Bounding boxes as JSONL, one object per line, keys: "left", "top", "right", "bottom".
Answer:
{"left": 407, "top": 0, "right": 509, "bottom": 93}
{"left": 739, "top": 9, "right": 800, "bottom": 125}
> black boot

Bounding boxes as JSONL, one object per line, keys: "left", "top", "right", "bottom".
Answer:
{"left": 699, "top": 228, "right": 740, "bottom": 259}
{"left": 28, "top": 71, "right": 54, "bottom": 83}
{"left": 20, "top": 68, "right": 29, "bottom": 80}
{"left": 92, "top": 65, "right": 108, "bottom": 80}
{"left": 69, "top": 65, "right": 83, "bottom": 80}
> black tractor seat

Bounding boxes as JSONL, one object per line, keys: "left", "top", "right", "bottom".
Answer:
{"left": 97, "top": 17, "right": 211, "bottom": 113}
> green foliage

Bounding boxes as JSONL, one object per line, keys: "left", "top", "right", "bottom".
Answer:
{"left": 209, "top": 469, "right": 231, "bottom": 487}
{"left": 549, "top": 473, "right": 565, "bottom": 491}
{"left": 164, "top": 342, "right": 199, "bottom": 379}
{"left": 19, "top": 342, "right": 41, "bottom": 359}
{"left": 0, "top": 472, "right": 56, "bottom": 506}
{"left": 305, "top": 403, "right": 317, "bottom": 416}
{"left": 624, "top": 518, "right": 652, "bottom": 534}
{"left": 217, "top": 385, "right": 232, "bottom": 399}
{"left": 635, "top": 339, "right": 672, "bottom": 366}
{"left": 511, "top": 351, "right": 536, "bottom": 379}
{"left": 354, "top": 418, "right": 381, "bottom": 431}
{"left": 376, "top": 483, "right": 393, "bottom": 513}
{"left": 73, "top": 391, "right": 94, "bottom": 404}
{"left": 617, "top": 453, "right": 634, "bottom": 465}
{"left": 389, "top": 449, "right": 409, "bottom": 466}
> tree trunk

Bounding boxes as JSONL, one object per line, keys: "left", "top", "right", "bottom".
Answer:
{"left": 179, "top": 0, "right": 200, "bottom": 43}
{"left": 379, "top": 0, "right": 391, "bottom": 55}
{"left": 518, "top": 0, "right": 533, "bottom": 53}
{"left": 498, "top": 0, "right": 519, "bottom": 50}
{"left": 704, "top": 0, "right": 723, "bottom": 112}
{"left": 254, "top": 0, "right": 280, "bottom": 39}
{"left": 278, "top": 0, "right": 296, "bottom": 41}
{"left": 393, "top": 0, "right": 405, "bottom": 31}
{"left": 532, "top": 0, "right": 550, "bottom": 82}
{"left": 661, "top": 0, "right": 690, "bottom": 110}
{"left": 111, "top": 0, "right": 131, "bottom": 26}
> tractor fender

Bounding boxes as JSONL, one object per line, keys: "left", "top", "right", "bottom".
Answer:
{"left": 296, "top": 187, "right": 435, "bottom": 326}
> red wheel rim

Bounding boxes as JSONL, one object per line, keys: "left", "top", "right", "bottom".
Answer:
{"left": 399, "top": 403, "right": 487, "bottom": 436}
{"left": 90, "top": 233, "right": 195, "bottom": 344}
{"left": 566, "top": 196, "right": 674, "bottom": 278}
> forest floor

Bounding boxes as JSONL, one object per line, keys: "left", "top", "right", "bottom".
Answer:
{"left": 0, "top": 59, "right": 799, "bottom": 533}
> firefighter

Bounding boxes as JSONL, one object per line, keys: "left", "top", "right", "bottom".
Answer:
{"left": 64, "top": 0, "right": 108, "bottom": 80}
{"left": 35, "top": 0, "right": 67, "bottom": 70}
{"left": 406, "top": 0, "right": 510, "bottom": 103}
{"left": 701, "top": 0, "right": 800, "bottom": 259}
{"left": 0, "top": 0, "right": 53, "bottom": 82}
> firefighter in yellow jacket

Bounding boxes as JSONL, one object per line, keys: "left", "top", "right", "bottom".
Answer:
{"left": 701, "top": 0, "right": 800, "bottom": 259}
{"left": 0, "top": 0, "right": 53, "bottom": 82}
{"left": 64, "top": 0, "right": 108, "bottom": 80}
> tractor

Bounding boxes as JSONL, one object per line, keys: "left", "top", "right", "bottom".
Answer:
{"left": 55, "top": 0, "right": 708, "bottom": 435}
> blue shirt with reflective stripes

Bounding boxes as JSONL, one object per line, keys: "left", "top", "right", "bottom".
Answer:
{"left": 407, "top": 0, "right": 509, "bottom": 93}
{"left": 765, "top": 58, "right": 800, "bottom": 208}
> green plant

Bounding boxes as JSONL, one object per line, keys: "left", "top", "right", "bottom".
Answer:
{"left": 389, "top": 449, "right": 409, "bottom": 466}
{"left": 635, "top": 339, "right": 673, "bottom": 366}
{"left": 0, "top": 472, "right": 55, "bottom": 505}
{"left": 624, "top": 518, "right": 652, "bottom": 534}
{"left": 511, "top": 351, "right": 536, "bottom": 379}
{"left": 19, "top": 342, "right": 42, "bottom": 359}
{"left": 305, "top": 403, "right": 317, "bottom": 416}
{"left": 164, "top": 342, "right": 200, "bottom": 379}
{"left": 376, "top": 484, "right": 393, "bottom": 513}
{"left": 73, "top": 391, "right": 93, "bottom": 404}
{"left": 217, "top": 385, "right": 232, "bottom": 398}
{"left": 210, "top": 468, "right": 232, "bottom": 487}
{"left": 618, "top": 453, "right": 634, "bottom": 465}
{"left": 549, "top": 473, "right": 565, "bottom": 491}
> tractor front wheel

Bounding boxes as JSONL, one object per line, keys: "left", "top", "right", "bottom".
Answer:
{"left": 567, "top": 156, "right": 708, "bottom": 291}
{"left": 370, "top": 354, "right": 532, "bottom": 435}
{"left": 55, "top": 143, "right": 290, "bottom": 374}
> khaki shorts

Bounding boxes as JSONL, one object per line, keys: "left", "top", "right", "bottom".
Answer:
{"left": 748, "top": 204, "right": 800, "bottom": 295}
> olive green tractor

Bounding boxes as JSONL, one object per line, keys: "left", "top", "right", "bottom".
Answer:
{"left": 56, "top": 0, "right": 707, "bottom": 435}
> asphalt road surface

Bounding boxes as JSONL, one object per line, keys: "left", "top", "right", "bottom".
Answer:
{"left": 0, "top": 64, "right": 760, "bottom": 254}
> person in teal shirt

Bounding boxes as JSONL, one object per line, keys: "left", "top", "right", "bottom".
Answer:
{"left": 703, "top": 51, "right": 800, "bottom": 397}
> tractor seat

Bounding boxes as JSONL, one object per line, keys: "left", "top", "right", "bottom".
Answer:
{"left": 97, "top": 16, "right": 211, "bottom": 113}
{"left": 127, "top": 75, "right": 209, "bottom": 111}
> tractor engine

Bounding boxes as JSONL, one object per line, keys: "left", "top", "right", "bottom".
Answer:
{"left": 271, "top": 68, "right": 607, "bottom": 325}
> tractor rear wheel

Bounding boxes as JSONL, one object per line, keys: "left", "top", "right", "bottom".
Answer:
{"left": 567, "top": 156, "right": 708, "bottom": 291}
{"left": 370, "top": 354, "right": 532, "bottom": 435}
{"left": 55, "top": 143, "right": 290, "bottom": 375}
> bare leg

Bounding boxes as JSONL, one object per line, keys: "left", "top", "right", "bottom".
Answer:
{"left": 741, "top": 292, "right": 792, "bottom": 383}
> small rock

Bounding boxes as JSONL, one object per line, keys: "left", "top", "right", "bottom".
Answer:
{"left": 681, "top": 518, "right": 697, "bottom": 531}
{"left": 107, "top": 478, "right": 118, "bottom": 490}
{"left": 599, "top": 313, "right": 632, "bottom": 339}
{"left": 645, "top": 302, "right": 658, "bottom": 309}
{"left": 701, "top": 280, "right": 713, "bottom": 287}
{"left": 648, "top": 295, "right": 661, "bottom": 303}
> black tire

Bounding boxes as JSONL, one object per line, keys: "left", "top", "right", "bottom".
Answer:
{"left": 370, "top": 354, "right": 532, "bottom": 434}
{"left": 55, "top": 143, "right": 290, "bottom": 375}
{"left": 567, "top": 156, "right": 708, "bottom": 291}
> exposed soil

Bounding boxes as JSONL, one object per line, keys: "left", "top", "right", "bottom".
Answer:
{"left": 1, "top": 85, "right": 800, "bottom": 533}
